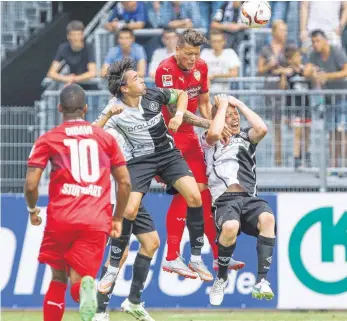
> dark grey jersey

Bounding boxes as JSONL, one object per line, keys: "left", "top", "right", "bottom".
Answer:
{"left": 98, "top": 88, "right": 178, "bottom": 161}
{"left": 201, "top": 128, "right": 258, "bottom": 202}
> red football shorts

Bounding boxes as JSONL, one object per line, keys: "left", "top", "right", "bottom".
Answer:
{"left": 38, "top": 229, "right": 107, "bottom": 278}
{"left": 173, "top": 131, "right": 208, "bottom": 184}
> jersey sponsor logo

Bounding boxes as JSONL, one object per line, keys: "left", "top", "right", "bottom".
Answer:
{"left": 186, "top": 86, "right": 201, "bottom": 99}
{"left": 162, "top": 75, "right": 173, "bottom": 87}
{"left": 149, "top": 101, "right": 160, "bottom": 112}
{"left": 127, "top": 114, "right": 162, "bottom": 133}
{"left": 61, "top": 183, "right": 102, "bottom": 198}
{"left": 238, "top": 131, "right": 249, "bottom": 140}
{"left": 193, "top": 70, "right": 201, "bottom": 81}
{"left": 225, "top": 137, "right": 250, "bottom": 151}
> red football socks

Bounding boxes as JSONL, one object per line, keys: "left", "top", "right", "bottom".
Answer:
{"left": 166, "top": 189, "right": 218, "bottom": 261}
{"left": 201, "top": 189, "right": 218, "bottom": 259}
{"left": 43, "top": 281, "right": 67, "bottom": 321}
{"left": 166, "top": 193, "right": 187, "bottom": 261}
{"left": 70, "top": 281, "right": 81, "bottom": 303}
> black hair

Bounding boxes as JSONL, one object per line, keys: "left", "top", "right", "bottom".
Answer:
{"left": 310, "top": 29, "right": 327, "bottom": 39}
{"left": 117, "top": 27, "right": 135, "bottom": 38}
{"left": 284, "top": 44, "right": 300, "bottom": 60}
{"left": 60, "top": 84, "right": 85, "bottom": 113}
{"left": 177, "top": 28, "right": 207, "bottom": 48}
{"left": 107, "top": 57, "right": 136, "bottom": 97}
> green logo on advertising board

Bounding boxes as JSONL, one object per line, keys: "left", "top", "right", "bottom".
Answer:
{"left": 289, "top": 207, "right": 347, "bottom": 295}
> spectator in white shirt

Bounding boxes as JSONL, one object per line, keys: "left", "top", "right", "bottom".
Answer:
{"left": 200, "top": 29, "right": 241, "bottom": 92}
{"left": 148, "top": 28, "right": 178, "bottom": 78}
{"left": 300, "top": 1, "right": 347, "bottom": 51}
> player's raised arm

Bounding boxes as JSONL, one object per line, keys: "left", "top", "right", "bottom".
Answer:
{"left": 198, "top": 92, "right": 212, "bottom": 120}
{"left": 92, "top": 104, "right": 124, "bottom": 128}
{"left": 205, "top": 94, "right": 229, "bottom": 146}
{"left": 24, "top": 137, "right": 51, "bottom": 226}
{"left": 165, "top": 89, "right": 188, "bottom": 133}
{"left": 228, "top": 96, "right": 268, "bottom": 144}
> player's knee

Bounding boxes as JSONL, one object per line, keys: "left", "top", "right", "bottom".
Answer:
{"left": 258, "top": 212, "right": 275, "bottom": 230}
{"left": 221, "top": 220, "right": 239, "bottom": 239}
{"left": 185, "top": 190, "right": 202, "bottom": 207}
{"left": 125, "top": 205, "right": 138, "bottom": 220}
{"left": 142, "top": 237, "right": 160, "bottom": 256}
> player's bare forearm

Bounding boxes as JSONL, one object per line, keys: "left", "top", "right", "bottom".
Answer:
{"left": 167, "top": 104, "right": 211, "bottom": 129}
{"left": 176, "top": 91, "right": 188, "bottom": 114}
{"left": 112, "top": 165, "right": 131, "bottom": 220}
{"left": 24, "top": 167, "right": 43, "bottom": 208}
{"left": 199, "top": 93, "right": 212, "bottom": 120}
{"left": 92, "top": 114, "right": 109, "bottom": 128}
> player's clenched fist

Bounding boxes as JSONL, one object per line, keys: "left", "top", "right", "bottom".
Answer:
{"left": 168, "top": 113, "right": 183, "bottom": 133}
{"left": 106, "top": 104, "right": 125, "bottom": 118}
{"left": 29, "top": 207, "right": 42, "bottom": 226}
{"left": 110, "top": 217, "right": 123, "bottom": 238}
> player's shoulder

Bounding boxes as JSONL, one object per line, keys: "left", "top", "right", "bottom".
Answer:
{"left": 157, "top": 55, "right": 176, "bottom": 72}
{"left": 196, "top": 58, "right": 208, "bottom": 69}
{"left": 145, "top": 87, "right": 165, "bottom": 100}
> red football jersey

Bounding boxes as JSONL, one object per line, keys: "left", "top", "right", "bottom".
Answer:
{"left": 27, "top": 120, "right": 126, "bottom": 233}
{"left": 155, "top": 55, "right": 209, "bottom": 133}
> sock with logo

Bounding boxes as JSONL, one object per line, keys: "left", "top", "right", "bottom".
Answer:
{"left": 96, "top": 266, "right": 116, "bottom": 313}
{"left": 70, "top": 282, "right": 80, "bottom": 303}
{"left": 217, "top": 243, "right": 236, "bottom": 281}
{"left": 128, "top": 253, "right": 152, "bottom": 304}
{"left": 165, "top": 193, "right": 187, "bottom": 261}
{"left": 43, "top": 281, "right": 67, "bottom": 321}
{"left": 110, "top": 218, "right": 134, "bottom": 267}
{"left": 256, "top": 235, "right": 275, "bottom": 282}
{"left": 201, "top": 189, "right": 218, "bottom": 259}
{"left": 186, "top": 206, "right": 204, "bottom": 256}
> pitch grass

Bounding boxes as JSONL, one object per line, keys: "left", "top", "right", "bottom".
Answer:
{"left": 2, "top": 311, "right": 347, "bottom": 321}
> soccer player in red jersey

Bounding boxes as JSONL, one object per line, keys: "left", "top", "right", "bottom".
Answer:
{"left": 24, "top": 84, "right": 131, "bottom": 321}
{"left": 155, "top": 29, "right": 245, "bottom": 277}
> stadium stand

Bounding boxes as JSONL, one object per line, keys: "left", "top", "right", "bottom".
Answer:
{"left": 1, "top": 1, "right": 347, "bottom": 193}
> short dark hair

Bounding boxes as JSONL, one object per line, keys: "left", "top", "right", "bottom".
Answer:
{"left": 60, "top": 84, "right": 85, "bottom": 113}
{"left": 310, "top": 29, "right": 327, "bottom": 39}
{"left": 66, "top": 20, "right": 84, "bottom": 34}
{"left": 118, "top": 27, "right": 135, "bottom": 38}
{"left": 177, "top": 28, "right": 207, "bottom": 48}
{"left": 107, "top": 57, "right": 136, "bottom": 97}
{"left": 285, "top": 44, "right": 300, "bottom": 60}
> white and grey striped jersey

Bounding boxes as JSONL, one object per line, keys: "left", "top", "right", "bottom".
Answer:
{"left": 97, "top": 88, "right": 178, "bottom": 161}
{"left": 200, "top": 128, "right": 258, "bottom": 202}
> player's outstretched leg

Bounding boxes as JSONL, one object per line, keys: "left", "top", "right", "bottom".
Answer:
{"left": 94, "top": 248, "right": 129, "bottom": 321}
{"left": 252, "top": 212, "right": 276, "bottom": 300}
{"left": 121, "top": 232, "right": 158, "bottom": 321}
{"left": 173, "top": 176, "right": 213, "bottom": 282}
{"left": 43, "top": 268, "right": 68, "bottom": 321}
{"left": 210, "top": 220, "right": 239, "bottom": 306}
{"left": 79, "top": 276, "right": 97, "bottom": 321}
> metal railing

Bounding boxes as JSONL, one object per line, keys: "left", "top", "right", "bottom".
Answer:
{"left": 3, "top": 78, "right": 347, "bottom": 193}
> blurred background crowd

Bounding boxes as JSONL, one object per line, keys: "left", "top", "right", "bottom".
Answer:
{"left": 2, "top": 1, "right": 347, "bottom": 193}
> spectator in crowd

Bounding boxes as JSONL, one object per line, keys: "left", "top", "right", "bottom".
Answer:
{"left": 270, "top": 1, "right": 290, "bottom": 25}
{"left": 280, "top": 45, "right": 315, "bottom": 170}
{"left": 201, "top": 29, "right": 241, "bottom": 92}
{"left": 104, "top": 1, "right": 146, "bottom": 33}
{"left": 159, "top": 1, "right": 202, "bottom": 29}
{"left": 307, "top": 29, "right": 347, "bottom": 169}
{"left": 101, "top": 28, "right": 147, "bottom": 78}
{"left": 198, "top": 1, "right": 223, "bottom": 29}
{"left": 47, "top": 20, "right": 96, "bottom": 87}
{"left": 300, "top": 1, "right": 347, "bottom": 51}
{"left": 210, "top": 1, "right": 248, "bottom": 50}
{"left": 148, "top": 28, "right": 178, "bottom": 78}
{"left": 258, "top": 20, "right": 288, "bottom": 166}
{"left": 146, "top": 1, "right": 164, "bottom": 28}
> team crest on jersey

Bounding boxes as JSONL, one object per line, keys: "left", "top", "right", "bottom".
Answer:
{"left": 149, "top": 101, "right": 160, "bottom": 112}
{"left": 162, "top": 75, "right": 173, "bottom": 87}
{"left": 193, "top": 70, "right": 201, "bottom": 81}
